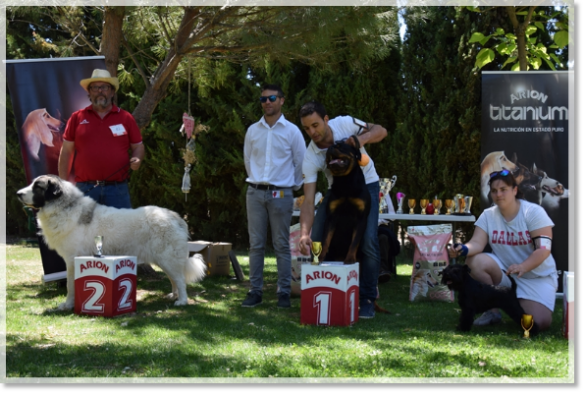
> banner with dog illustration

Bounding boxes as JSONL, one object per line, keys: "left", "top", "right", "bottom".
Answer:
{"left": 6, "top": 56, "right": 106, "bottom": 278}
{"left": 6, "top": 56, "right": 106, "bottom": 182}
{"left": 481, "top": 71, "right": 569, "bottom": 291}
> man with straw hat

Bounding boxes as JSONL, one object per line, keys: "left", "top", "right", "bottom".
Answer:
{"left": 58, "top": 69, "right": 144, "bottom": 208}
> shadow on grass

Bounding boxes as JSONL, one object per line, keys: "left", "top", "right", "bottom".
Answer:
{"left": 6, "top": 253, "right": 568, "bottom": 378}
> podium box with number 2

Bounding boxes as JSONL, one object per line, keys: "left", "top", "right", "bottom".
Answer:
{"left": 300, "top": 263, "right": 359, "bottom": 326}
{"left": 74, "top": 256, "right": 137, "bottom": 317}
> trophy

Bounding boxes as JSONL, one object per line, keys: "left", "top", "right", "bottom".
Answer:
{"left": 420, "top": 199, "right": 429, "bottom": 215}
{"left": 311, "top": 242, "right": 322, "bottom": 265}
{"left": 464, "top": 196, "right": 473, "bottom": 215}
{"left": 521, "top": 314, "right": 534, "bottom": 338}
{"left": 94, "top": 235, "right": 103, "bottom": 257}
{"left": 454, "top": 193, "right": 464, "bottom": 214}
{"left": 396, "top": 192, "right": 406, "bottom": 214}
{"left": 408, "top": 199, "right": 416, "bottom": 215}
{"left": 444, "top": 199, "right": 454, "bottom": 215}
{"left": 433, "top": 198, "right": 442, "bottom": 215}
{"left": 378, "top": 176, "right": 397, "bottom": 213}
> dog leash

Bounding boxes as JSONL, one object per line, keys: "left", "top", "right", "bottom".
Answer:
{"left": 82, "top": 162, "right": 131, "bottom": 195}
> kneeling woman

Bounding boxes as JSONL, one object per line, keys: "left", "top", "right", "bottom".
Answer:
{"left": 448, "top": 170, "right": 558, "bottom": 330}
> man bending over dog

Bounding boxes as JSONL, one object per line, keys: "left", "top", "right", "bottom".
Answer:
{"left": 448, "top": 170, "right": 558, "bottom": 331}
{"left": 242, "top": 84, "right": 306, "bottom": 309}
{"left": 298, "top": 101, "right": 387, "bottom": 319}
{"left": 58, "top": 69, "right": 144, "bottom": 209}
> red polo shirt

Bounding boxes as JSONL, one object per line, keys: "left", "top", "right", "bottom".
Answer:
{"left": 63, "top": 104, "right": 143, "bottom": 182}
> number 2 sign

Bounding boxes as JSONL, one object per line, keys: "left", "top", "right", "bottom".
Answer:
{"left": 74, "top": 256, "right": 137, "bottom": 317}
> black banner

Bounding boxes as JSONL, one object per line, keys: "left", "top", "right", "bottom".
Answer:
{"left": 481, "top": 71, "right": 569, "bottom": 292}
{"left": 7, "top": 56, "right": 106, "bottom": 277}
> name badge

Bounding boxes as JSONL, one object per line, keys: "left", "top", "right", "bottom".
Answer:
{"left": 272, "top": 190, "right": 284, "bottom": 199}
{"left": 109, "top": 124, "right": 127, "bottom": 136}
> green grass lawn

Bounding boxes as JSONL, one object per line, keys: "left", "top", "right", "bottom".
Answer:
{"left": 3, "top": 241, "right": 573, "bottom": 382}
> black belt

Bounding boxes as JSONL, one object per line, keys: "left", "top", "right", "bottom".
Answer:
{"left": 248, "top": 183, "right": 283, "bottom": 191}
{"left": 79, "top": 180, "right": 127, "bottom": 186}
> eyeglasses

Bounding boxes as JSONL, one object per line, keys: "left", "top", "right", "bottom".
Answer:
{"left": 259, "top": 95, "right": 281, "bottom": 103}
{"left": 489, "top": 169, "right": 510, "bottom": 178}
{"left": 89, "top": 85, "right": 112, "bottom": 93}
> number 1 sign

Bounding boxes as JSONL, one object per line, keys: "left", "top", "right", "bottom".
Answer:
{"left": 74, "top": 256, "right": 137, "bottom": 317}
{"left": 301, "top": 263, "right": 359, "bottom": 326}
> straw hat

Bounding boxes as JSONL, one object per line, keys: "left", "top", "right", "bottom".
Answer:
{"left": 80, "top": 69, "right": 119, "bottom": 92}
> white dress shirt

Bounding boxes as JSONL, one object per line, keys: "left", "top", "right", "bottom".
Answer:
{"left": 244, "top": 114, "right": 306, "bottom": 190}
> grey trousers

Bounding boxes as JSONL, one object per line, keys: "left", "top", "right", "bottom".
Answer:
{"left": 246, "top": 186, "right": 294, "bottom": 296}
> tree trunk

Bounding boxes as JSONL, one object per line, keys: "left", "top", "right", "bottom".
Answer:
{"left": 101, "top": 7, "right": 125, "bottom": 78}
{"left": 131, "top": 7, "right": 200, "bottom": 131}
{"left": 506, "top": 6, "right": 535, "bottom": 71}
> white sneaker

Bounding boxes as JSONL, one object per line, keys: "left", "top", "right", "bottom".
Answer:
{"left": 473, "top": 310, "right": 502, "bottom": 326}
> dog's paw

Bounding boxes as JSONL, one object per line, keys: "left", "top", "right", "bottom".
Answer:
{"left": 165, "top": 292, "right": 178, "bottom": 300}
{"left": 174, "top": 299, "right": 188, "bottom": 306}
{"left": 57, "top": 302, "right": 74, "bottom": 311}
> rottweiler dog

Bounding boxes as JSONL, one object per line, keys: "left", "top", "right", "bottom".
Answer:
{"left": 320, "top": 138, "right": 389, "bottom": 314}
{"left": 320, "top": 138, "right": 371, "bottom": 264}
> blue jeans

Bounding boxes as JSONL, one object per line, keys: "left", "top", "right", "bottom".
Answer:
{"left": 76, "top": 181, "right": 132, "bottom": 209}
{"left": 246, "top": 186, "right": 294, "bottom": 296}
{"left": 312, "top": 181, "right": 381, "bottom": 303}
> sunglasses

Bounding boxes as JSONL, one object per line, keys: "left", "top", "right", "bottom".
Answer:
{"left": 489, "top": 169, "right": 510, "bottom": 178}
{"left": 259, "top": 95, "right": 281, "bottom": 103}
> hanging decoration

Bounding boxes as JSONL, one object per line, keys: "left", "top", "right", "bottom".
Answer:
{"left": 179, "top": 58, "right": 210, "bottom": 201}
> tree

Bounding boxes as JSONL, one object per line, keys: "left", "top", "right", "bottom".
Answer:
{"left": 8, "top": 6, "right": 396, "bottom": 130}
{"left": 467, "top": 6, "right": 569, "bottom": 71}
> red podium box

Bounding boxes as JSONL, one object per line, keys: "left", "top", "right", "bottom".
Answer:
{"left": 74, "top": 256, "right": 137, "bottom": 317}
{"left": 301, "top": 263, "right": 359, "bottom": 326}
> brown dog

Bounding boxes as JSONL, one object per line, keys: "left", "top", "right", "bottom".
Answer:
{"left": 21, "top": 108, "right": 63, "bottom": 160}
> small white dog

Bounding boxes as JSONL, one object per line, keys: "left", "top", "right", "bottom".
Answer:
{"left": 17, "top": 175, "right": 206, "bottom": 310}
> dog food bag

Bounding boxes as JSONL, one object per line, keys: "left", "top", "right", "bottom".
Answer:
{"left": 407, "top": 224, "right": 454, "bottom": 302}
{"left": 290, "top": 223, "right": 312, "bottom": 296}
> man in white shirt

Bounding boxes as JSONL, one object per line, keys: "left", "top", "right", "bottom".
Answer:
{"left": 297, "top": 101, "right": 387, "bottom": 319}
{"left": 242, "top": 84, "right": 307, "bottom": 308}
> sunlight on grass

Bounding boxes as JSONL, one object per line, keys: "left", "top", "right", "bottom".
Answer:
{"left": 3, "top": 243, "right": 572, "bottom": 380}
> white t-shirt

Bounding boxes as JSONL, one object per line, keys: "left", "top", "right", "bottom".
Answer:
{"left": 302, "top": 116, "right": 379, "bottom": 189}
{"left": 475, "top": 199, "right": 557, "bottom": 277}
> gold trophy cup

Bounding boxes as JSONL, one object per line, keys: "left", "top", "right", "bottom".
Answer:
{"left": 521, "top": 314, "right": 534, "bottom": 338}
{"left": 444, "top": 199, "right": 454, "bottom": 215}
{"left": 408, "top": 199, "right": 416, "bottom": 215}
{"left": 311, "top": 242, "right": 322, "bottom": 265}
{"left": 433, "top": 199, "right": 442, "bottom": 215}
{"left": 420, "top": 198, "right": 429, "bottom": 215}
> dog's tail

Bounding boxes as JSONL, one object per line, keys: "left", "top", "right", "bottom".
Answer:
{"left": 185, "top": 253, "right": 207, "bottom": 283}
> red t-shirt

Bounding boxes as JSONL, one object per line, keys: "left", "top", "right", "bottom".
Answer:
{"left": 63, "top": 104, "right": 143, "bottom": 182}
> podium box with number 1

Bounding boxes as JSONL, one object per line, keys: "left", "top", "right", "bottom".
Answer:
{"left": 74, "top": 256, "right": 137, "bottom": 317}
{"left": 300, "top": 263, "right": 359, "bottom": 326}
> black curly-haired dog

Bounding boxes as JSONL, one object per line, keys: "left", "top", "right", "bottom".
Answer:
{"left": 440, "top": 263, "right": 538, "bottom": 335}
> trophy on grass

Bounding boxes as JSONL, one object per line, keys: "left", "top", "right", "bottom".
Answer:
{"left": 408, "top": 199, "right": 416, "bottom": 215}
{"left": 311, "top": 242, "right": 322, "bottom": 265}
{"left": 420, "top": 199, "right": 429, "bottom": 215}
{"left": 521, "top": 314, "right": 534, "bottom": 338}
{"left": 94, "top": 235, "right": 103, "bottom": 257}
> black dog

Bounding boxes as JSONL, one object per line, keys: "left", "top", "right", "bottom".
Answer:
{"left": 320, "top": 138, "right": 371, "bottom": 265}
{"left": 319, "top": 139, "right": 390, "bottom": 315}
{"left": 440, "top": 264, "right": 538, "bottom": 335}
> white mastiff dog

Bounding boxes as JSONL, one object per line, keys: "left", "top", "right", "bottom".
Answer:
{"left": 17, "top": 175, "right": 206, "bottom": 310}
